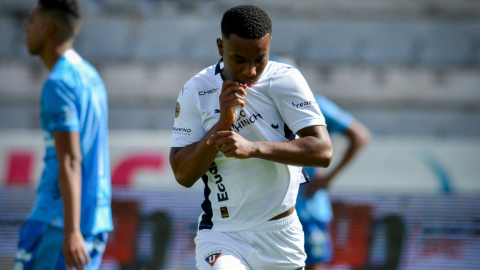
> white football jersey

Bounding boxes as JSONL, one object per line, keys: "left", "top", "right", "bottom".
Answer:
{"left": 171, "top": 60, "right": 326, "bottom": 232}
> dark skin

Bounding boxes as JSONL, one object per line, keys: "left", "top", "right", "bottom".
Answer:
{"left": 169, "top": 34, "right": 333, "bottom": 219}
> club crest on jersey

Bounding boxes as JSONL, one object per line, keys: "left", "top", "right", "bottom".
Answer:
{"left": 175, "top": 102, "right": 180, "bottom": 118}
{"left": 205, "top": 252, "right": 222, "bottom": 267}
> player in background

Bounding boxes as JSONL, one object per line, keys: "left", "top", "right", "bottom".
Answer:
{"left": 14, "top": 0, "right": 113, "bottom": 269}
{"left": 170, "top": 5, "right": 333, "bottom": 270}
{"left": 271, "top": 54, "right": 371, "bottom": 270}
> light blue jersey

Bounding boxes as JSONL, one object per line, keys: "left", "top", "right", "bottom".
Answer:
{"left": 298, "top": 94, "right": 354, "bottom": 223}
{"left": 29, "top": 49, "right": 113, "bottom": 235}
{"left": 271, "top": 54, "right": 355, "bottom": 264}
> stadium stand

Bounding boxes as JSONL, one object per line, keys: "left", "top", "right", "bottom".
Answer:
{"left": 0, "top": 0, "right": 479, "bottom": 135}
{"left": 76, "top": 17, "right": 135, "bottom": 60}
{"left": 0, "top": 18, "right": 16, "bottom": 58}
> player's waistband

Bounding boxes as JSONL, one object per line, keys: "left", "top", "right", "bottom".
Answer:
{"left": 248, "top": 210, "right": 298, "bottom": 232}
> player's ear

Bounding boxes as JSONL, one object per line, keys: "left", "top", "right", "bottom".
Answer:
{"left": 44, "top": 21, "right": 56, "bottom": 38}
{"left": 216, "top": 38, "right": 224, "bottom": 57}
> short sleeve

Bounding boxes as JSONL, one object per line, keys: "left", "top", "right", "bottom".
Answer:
{"left": 171, "top": 84, "right": 206, "bottom": 147}
{"left": 269, "top": 68, "right": 326, "bottom": 134}
{"left": 315, "top": 95, "right": 353, "bottom": 134}
{"left": 41, "top": 79, "right": 79, "bottom": 132}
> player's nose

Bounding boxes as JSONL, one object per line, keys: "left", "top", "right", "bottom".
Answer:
{"left": 242, "top": 63, "right": 256, "bottom": 77}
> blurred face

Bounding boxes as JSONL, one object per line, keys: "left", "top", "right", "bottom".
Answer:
{"left": 217, "top": 33, "right": 271, "bottom": 84}
{"left": 25, "top": 6, "right": 49, "bottom": 55}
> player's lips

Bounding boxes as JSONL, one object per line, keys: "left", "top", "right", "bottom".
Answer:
{"left": 236, "top": 80, "right": 257, "bottom": 85}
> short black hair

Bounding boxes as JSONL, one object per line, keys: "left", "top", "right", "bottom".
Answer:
{"left": 221, "top": 5, "right": 272, "bottom": 39}
{"left": 39, "top": 0, "right": 80, "bottom": 41}
{"left": 39, "top": 0, "right": 80, "bottom": 19}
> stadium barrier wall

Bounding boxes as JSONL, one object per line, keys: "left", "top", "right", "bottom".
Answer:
{"left": 0, "top": 130, "right": 479, "bottom": 269}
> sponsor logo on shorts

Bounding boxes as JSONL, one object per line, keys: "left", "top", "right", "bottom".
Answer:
{"left": 175, "top": 102, "right": 180, "bottom": 118}
{"left": 220, "top": 207, "right": 229, "bottom": 218}
{"left": 199, "top": 88, "right": 218, "bottom": 96}
{"left": 173, "top": 126, "right": 192, "bottom": 135}
{"left": 291, "top": 100, "right": 317, "bottom": 109}
{"left": 205, "top": 251, "right": 222, "bottom": 267}
{"left": 215, "top": 109, "right": 220, "bottom": 113}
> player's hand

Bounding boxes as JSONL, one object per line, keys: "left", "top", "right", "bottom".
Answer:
{"left": 219, "top": 80, "right": 247, "bottom": 126}
{"left": 207, "top": 131, "right": 256, "bottom": 158}
{"left": 302, "top": 173, "right": 333, "bottom": 198}
{"left": 63, "top": 230, "right": 90, "bottom": 270}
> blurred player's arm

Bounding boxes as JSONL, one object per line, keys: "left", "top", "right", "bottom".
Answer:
{"left": 304, "top": 120, "right": 370, "bottom": 197}
{"left": 54, "top": 131, "right": 91, "bottom": 269}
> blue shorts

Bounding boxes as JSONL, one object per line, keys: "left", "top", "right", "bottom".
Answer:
{"left": 299, "top": 218, "right": 333, "bottom": 265}
{"left": 13, "top": 220, "right": 108, "bottom": 270}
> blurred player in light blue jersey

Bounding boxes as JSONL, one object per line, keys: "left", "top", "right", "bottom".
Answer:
{"left": 14, "top": 1, "right": 113, "bottom": 269}
{"left": 271, "top": 55, "right": 371, "bottom": 270}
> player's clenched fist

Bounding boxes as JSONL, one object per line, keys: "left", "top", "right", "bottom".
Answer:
{"left": 219, "top": 80, "right": 247, "bottom": 126}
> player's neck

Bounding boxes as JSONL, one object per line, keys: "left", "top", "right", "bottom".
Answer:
{"left": 41, "top": 40, "right": 74, "bottom": 70}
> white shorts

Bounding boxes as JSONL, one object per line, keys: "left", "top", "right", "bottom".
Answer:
{"left": 195, "top": 211, "right": 306, "bottom": 270}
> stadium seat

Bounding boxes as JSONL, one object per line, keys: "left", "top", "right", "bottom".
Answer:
{"left": 362, "top": 23, "right": 417, "bottom": 64}
{"left": 269, "top": 20, "right": 310, "bottom": 61}
{"left": 0, "top": 0, "right": 35, "bottom": 14}
{"left": 185, "top": 19, "right": 222, "bottom": 64}
{"left": 306, "top": 22, "right": 363, "bottom": 64}
{"left": 75, "top": 17, "right": 134, "bottom": 60}
{"left": 421, "top": 23, "right": 474, "bottom": 65}
{"left": 133, "top": 18, "right": 193, "bottom": 61}
{"left": 0, "top": 18, "right": 17, "bottom": 58}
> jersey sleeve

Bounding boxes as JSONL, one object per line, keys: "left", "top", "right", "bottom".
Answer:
{"left": 269, "top": 68, "right": 326, "bottom": 134}
{"left": 41, "top": 79, "right": 79, "bottom": 132}
{"left": 315, "top": 95, "right": 354, "bottom": 134}
{"left": 171, "top": 83, "right": 206, "bottom": 147}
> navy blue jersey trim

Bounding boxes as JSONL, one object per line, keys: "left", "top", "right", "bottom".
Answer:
{"left": 301, "top": 168, "right": 311, "bottom": 184}
{"left": 283, "top": 123, "right": 310, "bottom": 184}
{"left": 284, "top": 123, "right": 294, "bottom": 140}
{"left": 199, "top": 174, "right": 214, "bottom": 230}
{"left": 215, "top": 58, "right": 223, "bottom": 75}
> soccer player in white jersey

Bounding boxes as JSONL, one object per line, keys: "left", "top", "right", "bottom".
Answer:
{"left": 14, "top": 1, "right": 112, "bottom": 269}
{"left": 170, "top": 5, "right": 333, "bottom": 270}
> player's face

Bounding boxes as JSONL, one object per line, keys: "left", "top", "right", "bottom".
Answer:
{"left": 217, "top": 33, "right": 271, "bottom": 84}
{"left": 25, "top": 6, "right": 48, "bottom": 55}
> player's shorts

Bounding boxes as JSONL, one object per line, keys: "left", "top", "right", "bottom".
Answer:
{"left": 13, "top": 220, "right": 108, "bottom": 270}
{"left": 195, "top": 211, "right": 306, "bottom": 270}
{"left": 300, "top": 218, "right": 333, "bottom": 265}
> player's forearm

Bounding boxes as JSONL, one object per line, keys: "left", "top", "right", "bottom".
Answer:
{"left": 170, "top": 123, "right": 230, "bottom": 188}
{"left": 326, "top": 121, "right": 371, "bottom": 184}
{"left": 251, "top": 135, "right": 333, "bottom": 167}
{"left": 58, "top": 155, "right": 82, "bottom": 233}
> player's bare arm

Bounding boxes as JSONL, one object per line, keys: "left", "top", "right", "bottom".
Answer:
{"left": 54, "top": 131, "right": 91, "bottom": 269}
{"left": 169, "top": 80, "right": 247, "bottom": 188}
{"left": 208, "top": 125, "right": 333, "bottom": 167}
